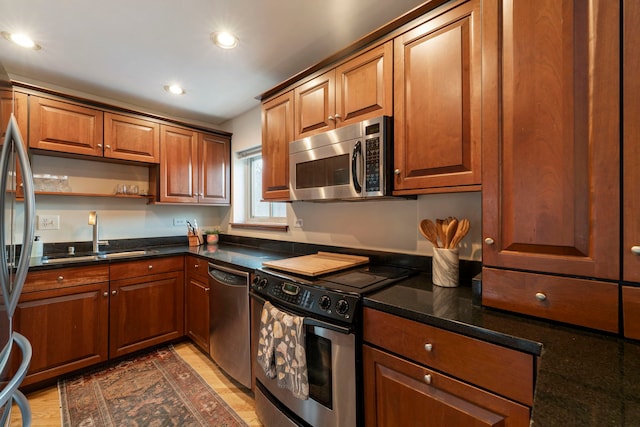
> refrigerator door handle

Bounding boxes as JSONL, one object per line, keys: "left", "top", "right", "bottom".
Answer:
{"left": 0, "top": 113, "right": 35, "bottom": 318}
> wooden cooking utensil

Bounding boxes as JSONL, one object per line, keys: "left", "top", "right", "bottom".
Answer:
{"left": 449, "top": 218, "right": 470, "bottom": 248}
{"left": 419, "top": 219, "right": 440, "bottom": 248}
{"left": 435, "top": 219, "right": 445, "bottom": 248}
{"left": 444, "top": 218, "right": 458, "bottom": 249}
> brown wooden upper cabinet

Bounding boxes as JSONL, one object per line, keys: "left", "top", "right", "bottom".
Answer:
{"left": 293, "top": 41, "right": 393, "bottom": 140}
{"left": 29, "top": 95, "right": 104, "bottom": 156}
{"left": 29, "top": 95, "right": 160, "bottom": 163}
{"left": 261, "top": 91, "right": 293, "bottom": 201}
{"left": 393, "top": 0, "right": 482, "bottom": 194}
{"left": 481, "top": 0, "right": 620, "bottom": 331}
{"left": 104, "top": 112, "right": 160, "bottom": 163}
{"left": 155, "top": 125, "right": 230, "bottom": 205}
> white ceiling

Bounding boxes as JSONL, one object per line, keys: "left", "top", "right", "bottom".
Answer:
{"left": 0, "top": 0, "right": 429, "bottom": 126}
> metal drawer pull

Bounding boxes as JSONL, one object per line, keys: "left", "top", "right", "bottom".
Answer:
{"left": 111, "top": 290, "right": 117, "bottom": 295}
{"left": 424, "top": 374, "right": 432, "bottom": 384}
{"left": 57, "top": 276, "right": 64, "bottom": 282}
{"left": 535, "top": 292, "right": 547, "bottom": 301}
{"left": 148, "top": 265, "right": 153, "bottom": 270}
{"left": 632, "top": 246, "right": 640, "bottom": 255}
{"left": 484, "top": 237, "right": 495, "bottom": 245}
{"left": 103, "top": 292, "right": 109, "bottom": 297}
{"left": 205, "top": 288, "right": 210, "bottom": 292}
{"left": 194, "top": 264, "right": 199, "bottom": 268}
{"left": 424, "top": 343, "right": 433, "bottom": 352}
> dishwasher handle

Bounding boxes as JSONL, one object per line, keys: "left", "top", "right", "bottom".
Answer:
{"left": 208, "top": 263, "right": 249, "bottom": 286}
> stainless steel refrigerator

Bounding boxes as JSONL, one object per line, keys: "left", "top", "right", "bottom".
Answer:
{"left": 0, "top": 64, "right": 36, "bottom": 425}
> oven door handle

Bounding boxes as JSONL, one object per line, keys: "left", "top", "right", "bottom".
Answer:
{"left": 250, "top": 291, "right": 353, "bottom": 335}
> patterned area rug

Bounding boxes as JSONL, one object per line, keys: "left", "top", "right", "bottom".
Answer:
{"left": 58, "top": 345, "right": 248, "bottom": 427}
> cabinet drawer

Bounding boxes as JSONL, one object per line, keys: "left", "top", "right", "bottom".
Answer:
{"left": 23, "top": 265, "right": 109, "bottom": 293}
{"left": 109, "top": 256, "right": 184, "bottom": 280}
{"left": 363, "top": 308, "right": 534, "bottom": 406}
{"left": 186, "top": 255, "right": 208, "bottom": 279}
{"left": 482, "top": 267, "right": 619, "bottom": 333}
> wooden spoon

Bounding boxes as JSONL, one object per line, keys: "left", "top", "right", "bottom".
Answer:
{"left": 435, "top": 219, "right": 445, "bottom": 248}
{"left": 419, "top": 219, "right": 440, "bottom": 248}
{"left": 449, "top": 218, "right": 470, "bottom": 248}
{"left": 444, "top": 218, "right": 458, "bottom": 249}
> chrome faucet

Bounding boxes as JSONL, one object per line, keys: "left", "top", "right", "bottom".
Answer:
{"left": 88, "top": 211, "right": 109, "bottom": 253}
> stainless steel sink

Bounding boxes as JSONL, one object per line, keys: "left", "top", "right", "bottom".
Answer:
{"left": 40, "top": 255, "right": 100, "bottom": 264}
{"left": 40, "top": 249, "right": 156, "bottom": 264}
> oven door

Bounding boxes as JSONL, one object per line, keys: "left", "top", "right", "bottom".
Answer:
{"left": 289, "top": 137, "right": 363, "bottom": 201}
{"left": 251, "top": 294, "right": 357, "bottom": 427}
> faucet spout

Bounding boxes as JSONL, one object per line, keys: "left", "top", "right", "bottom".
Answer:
{"left": 88, "top": 211, "right": 108, "bottom": 253}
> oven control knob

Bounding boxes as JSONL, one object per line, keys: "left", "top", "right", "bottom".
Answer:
{"left": 252, "top": 276, "right": 261, "bottom": 287}
{"left": 319, "top": 295, "right": 332, "bottom": 311}
{"left": 336, "top": 299, "right": 349, "bottom": 315}
{"left": 254, "top": 277, "right": 268, "bottom": 290}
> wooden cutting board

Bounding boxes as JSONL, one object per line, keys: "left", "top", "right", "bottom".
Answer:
{"left": 262, "top": 252, "right": 369, "bottom": 276}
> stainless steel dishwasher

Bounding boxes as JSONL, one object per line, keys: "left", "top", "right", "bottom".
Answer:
{"left": 208, "top": 262, "right": 251, "bottom": 388}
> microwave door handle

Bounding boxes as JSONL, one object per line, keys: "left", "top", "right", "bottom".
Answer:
{"left": 352, "top": 141, "right": 362, "bottom": 193}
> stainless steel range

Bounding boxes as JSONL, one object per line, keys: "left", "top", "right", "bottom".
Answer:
{"left": 250, "top": 264, "right": 411, "bottom": 427}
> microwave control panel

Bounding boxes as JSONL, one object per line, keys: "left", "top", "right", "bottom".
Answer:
{"left": 365, "top": 137, "right": 381, "bottom": 192}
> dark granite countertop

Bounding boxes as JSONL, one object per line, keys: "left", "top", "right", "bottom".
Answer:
{"left": 364, "top": 274, "right": 640, "bottom": 426}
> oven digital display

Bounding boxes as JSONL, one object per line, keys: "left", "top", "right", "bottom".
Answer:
{"left": 282, "top": 282, "right": 300, "bottom": 296}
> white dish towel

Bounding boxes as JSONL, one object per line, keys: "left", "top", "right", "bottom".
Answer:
{"left": 257, "top": 302, "right": 309, "bottom": 400}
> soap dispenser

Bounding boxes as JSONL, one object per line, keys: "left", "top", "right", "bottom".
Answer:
{"left": 30, "top": 236, "right": 43, "bottom": 258}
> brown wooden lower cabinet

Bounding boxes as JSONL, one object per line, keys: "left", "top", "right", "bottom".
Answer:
{"left": 363, "top": 345, "right": 530, "bottom": 427}
{"left": 109, "top": 269, "right": 184, "bottom": 358}
{"left": 13, "top": 268, "right": 110, "bottom": 387}
{"left": 185, "top": 256, "right": 210, "bottom": 352}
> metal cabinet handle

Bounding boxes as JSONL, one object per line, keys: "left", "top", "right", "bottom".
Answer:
{"left": 424, "top": 374, "right": 432, "bottom": 384}
{"left": 194, "top": 264, "right": 199, "bottom": 268}
{"left": 103, "top": 291, "right": 109, "bottom": 297}
{"left": 424, "top": 343, "right": 433, "bottom": 352}
{"left": 111, "top": 290, "right": 117, "bottom": 295}
{"left": 535, "top": 292, "right": 547, "bottom": 301}
{"left": 148, "top": 265, "right": 153, "bottom": 270}
{"left": 57, "top": 276, "right": 64, "bottom": 282}
{"left": 334, "top": 113, "right": 341, "bottom": 120}
{"left": 485, "top": 237, "right": 495, "bottom": 245}
{"left": 328, "top": 115, "right": 335, "bottom": 121}
{"left": 205, "top": 288, "right": 210, "bottom": 292}
{"left": 97, "top": 144, "right": 103, "bottom": 149}
{"left": 394, "top": 169, "right": 401, "bottom": 175}
{"left": 632, "top": 246, "right": 640, "bottom": 255}
{"left": 105, "top": 144, "right": 111, "bottom": 149}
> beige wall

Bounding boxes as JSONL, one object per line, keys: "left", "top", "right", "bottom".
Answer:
{"left": 223, "top": 107, "right": 483, "bottom": 261}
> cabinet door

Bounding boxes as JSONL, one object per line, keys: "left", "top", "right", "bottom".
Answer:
{"left": 1, "top": 91, "right": 28, "bottom": 198}
{"left": 393, "top": 0, "right": 482, "bottom": 193}
{"left": 335, "top": 41, "right": 393, "bottom": 127}
{"left": 104, "top": 112, "right": 160, "bottom": 163}
{"left": 29, "top": 95, "right": 104, "bottom": 156}
{"left": 199, "top": 132, "right": 230, "bottom": 205}
{"left": 186, "top": 274, "right": 210, "bottom": 352}
{"left": 363, "top": 345, "right": 530, "bottom": 427}
{"left": 110, "top": 270, "right": 185, "bottom": 358}
{"left": 13, "top": 282, "right": 109, "bottom": 387}
{"left": 158, "top": 125, "right": 198, "bottom": 203}
{"left": 624, "top": 0, "right": 640, "bottom": 283}
{"left": 294, "top": 70, "right": 335, "bottom": 139}
{"left": 262, "top": 92, "right": 293, "bottom": 200}
{"left": 482, "top": 0, "right": 620, "bottom": 279}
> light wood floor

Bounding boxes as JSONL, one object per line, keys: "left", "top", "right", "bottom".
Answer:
{"left": 10, "top": 341, "right": 262, "bottom": 426}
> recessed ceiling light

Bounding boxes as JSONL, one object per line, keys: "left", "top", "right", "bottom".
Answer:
{"left": 164, "top": 84, "right": 185, "bottom": 95}
{"left": 1, "top": 31, "right": 41, "bottom": 50}
{"left": 211, "top": 31, "right": 238, "bottom": 49}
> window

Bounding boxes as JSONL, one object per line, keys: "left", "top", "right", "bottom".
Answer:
{"left": 249, "top": 156, "right": 286, "bottom": 220}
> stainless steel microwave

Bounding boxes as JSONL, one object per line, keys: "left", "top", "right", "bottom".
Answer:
{"left": 289, "top": 116, "right": 392, "bottom": 201}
